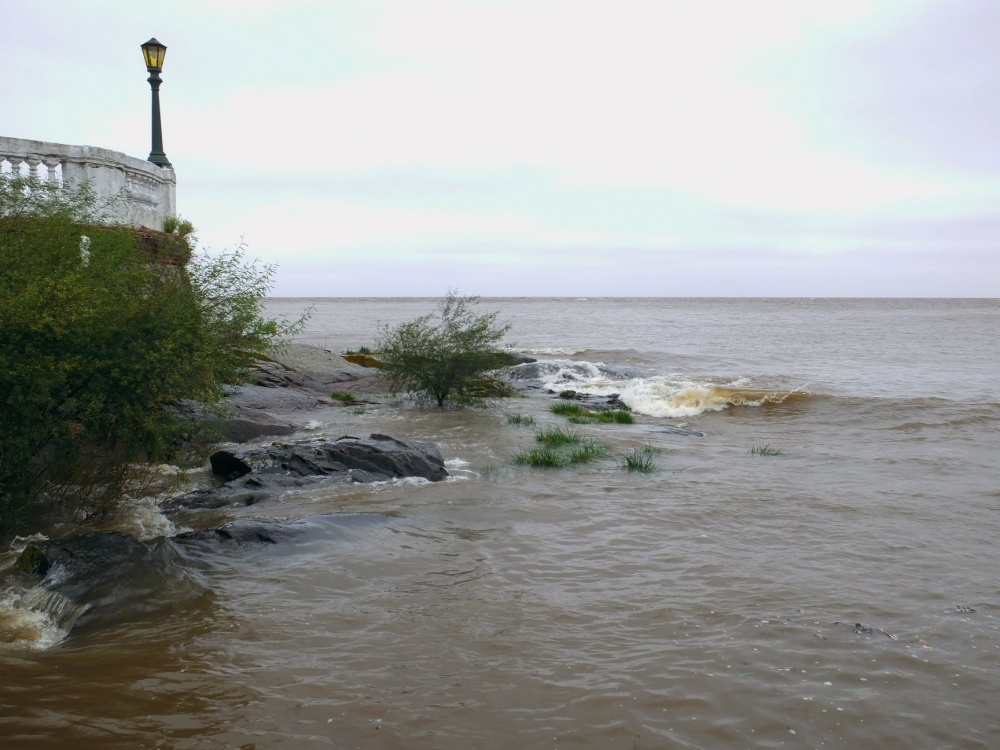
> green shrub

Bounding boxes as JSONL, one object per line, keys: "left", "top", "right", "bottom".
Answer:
{"left": 331, "top": 391, "right": 357, "bottom": 403}
{"left": 0, "top": 174, "right": 301, "bottom": 533}
{"left": 376, "top": 291, "right": 513, "bottom": 407}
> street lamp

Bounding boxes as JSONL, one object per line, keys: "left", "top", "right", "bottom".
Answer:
{"left": 140, "top": 37, "right": 171, "bottom": 168}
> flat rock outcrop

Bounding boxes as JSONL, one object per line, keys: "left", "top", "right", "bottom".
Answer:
{"left": 205, "top": 344, "right": 383, "bottom": 442}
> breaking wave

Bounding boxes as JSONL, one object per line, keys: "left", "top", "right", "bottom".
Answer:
{"left": 511, "top": 359, "right": 816, "bottom": 417}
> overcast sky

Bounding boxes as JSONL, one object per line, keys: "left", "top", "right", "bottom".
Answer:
{"left": 2, "top": 0, "right": 997, "bottom": 296}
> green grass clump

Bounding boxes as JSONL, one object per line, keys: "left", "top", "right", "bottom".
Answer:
{"left": 550, "top": 402, "right": 586, "bottom": 417}
{"left": 331, "top": 391, "right": 357, "bottom": 403}
{"left": 597, "top": 409, "right": 635, "bottom": 424}
{"left": 748, "top": 444, "right": 784, "bottom": 456}
{"left": 511, "top": 446, "right": 568, "bottom": 468}
{"left": 551, "top": 402, "right": 635, "bottom": 424}
{"left": 481, "top": 463, "right": 506, "bottom": 479}
{"left": 506, "top": 413, "right": 536, "bottom": 426}
{"left": 349, "top": 406, "right": 366, "bottom": 415}
{"left": 567, "top": 441, "right": 609, "bottom": 464}
{"left": 618, "top": 444, "right": 662, "bottom": 473}
{"left": 535, "top": 427, "right": 582, "bottom": 447}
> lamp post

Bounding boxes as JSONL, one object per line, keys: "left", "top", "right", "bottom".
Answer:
{"left": 141, "top": 37, "right": 171, "bottom": 168}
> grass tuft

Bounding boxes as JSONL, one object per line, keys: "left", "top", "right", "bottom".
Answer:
{"left": 506, "top": 413, "right": 536, "bottom": 427}
{"left": 567, "top": 441, "right": 609, "bottom": 464}
{"left": 598, "top": 409, "right": 635, "bottom": 424}
{"left": 551, "top": 402, "right": 635, "bottom": 424}
{"left": 481, "top": 463, "right": 506, "bottom": 479}
{"left": 535, "top": 427, "right": 581, "bottom": 447}
{"left": 748, "top": 444, "right": 784, "bottom": 456}
{"left": 550, "top": 402, "right": 586, "bottom": 417}
{"left": 618, "top": 444, "right": 662, "bottom": 473}
{"left": 331, "top": 391, "right": 357, "bottom": 403}
{"left": 511, "top": 446, "right": 568, "bottom": 468}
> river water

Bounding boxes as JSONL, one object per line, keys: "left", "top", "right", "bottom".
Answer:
{"left": 2, "top": 297, "right": 999, "bottom": 749}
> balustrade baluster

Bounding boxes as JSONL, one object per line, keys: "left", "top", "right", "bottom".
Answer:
{"left": 42, "top": 156, "right": 62, "bottom": 183}
{"left": 26, "top": 156, "right": 42, "bottom": 180}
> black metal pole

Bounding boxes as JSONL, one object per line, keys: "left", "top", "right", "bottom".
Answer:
{"left": 147, "top": 70, "right": 171, "bottom": 168}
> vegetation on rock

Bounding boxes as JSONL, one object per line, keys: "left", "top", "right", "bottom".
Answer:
{"left": 0, "top": 174, "right": 300, "bottom": 534}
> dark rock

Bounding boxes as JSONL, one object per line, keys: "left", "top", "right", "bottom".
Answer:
{"left": 209, "top": 450, "right": 252, "bottom": 480}
{"left": 172, "top": 519, "right": 294, "bottom": 548}
{"left": 652, "top": 426, "right": 705, "bottom": 437}
{"left": 504, "top": 353, "right": 537, "bottom": 366}
{"left": 559, "top": 390, "right": 578, "bottom": 399}
{"left": 14, "top": 531, "right": 199, "bottom": 633}
{"left": 165, "top": 434, "right": 448, "bottom": 511}
{"left": 16, "top": 513, "right": 393, "bottom": 636}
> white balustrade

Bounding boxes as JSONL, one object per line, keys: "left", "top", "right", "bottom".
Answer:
{"left": 0, "top": 135, "right": 176, "bottom": 230}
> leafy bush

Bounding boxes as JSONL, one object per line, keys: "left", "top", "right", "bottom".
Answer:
{"left": 0, "top": 174, "right": 299, "bottom": 533}
{"left": 376, "top": 292, "right": 513, "bottom": 406}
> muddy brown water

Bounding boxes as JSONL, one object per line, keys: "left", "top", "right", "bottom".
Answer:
{"left": 2, "top": 298, "right": 998, "bottom": 749}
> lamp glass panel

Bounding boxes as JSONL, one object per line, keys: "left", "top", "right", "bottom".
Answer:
{"left": 142, "top": 42, "right": 166, "bottom": 69}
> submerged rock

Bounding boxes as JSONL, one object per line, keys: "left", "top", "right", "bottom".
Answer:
{"left": 15, "top": 514, "right": 392, "bottom": 636}
{"left": 165, "top": 434, "right": 449, "bottom": 511}
{"left": 14, "top": 532, "right": 199, "bottom": 633}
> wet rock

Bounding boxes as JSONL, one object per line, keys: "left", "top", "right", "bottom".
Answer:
{"left": 254, "top": 344, "right": 375, "bottom": 393}
{"left": 14, "top": 531, "right": 198, "bottom": 633}
{"left": 15, "top": 514, "right": 392, "bottom": 635}
{"left": 343, "top": 353, "right": 383, "bottom": 368}
{"left": 172, "top": 519, "right": 299, "bottom": 548}
{"left": 165, "top": 434, "right": 448, "bottom": 511}
{"left": 652, "top": 426, "right": 705, "bottom": 438}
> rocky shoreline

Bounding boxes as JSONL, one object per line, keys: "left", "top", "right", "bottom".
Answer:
{"left": 11, "top": 344, "right": 452, "bottom": 637}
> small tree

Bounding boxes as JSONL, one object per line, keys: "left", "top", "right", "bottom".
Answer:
{"left": 376, "top": 292, "right": 513, "bottom": 406}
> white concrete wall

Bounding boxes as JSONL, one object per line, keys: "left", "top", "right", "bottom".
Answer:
{"left": 0, "top": 136, "right": 176, "bottom": 231}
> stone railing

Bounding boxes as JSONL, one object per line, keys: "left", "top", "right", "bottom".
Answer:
{"left": 0, "top": 136, "right": 176, "bottom": 231}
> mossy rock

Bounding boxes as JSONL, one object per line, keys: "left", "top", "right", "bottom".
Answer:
{"left": 16, "top": 543, "right": 49, "bottom": 576}
{"left": 343, "top": 353, "right": 383, "bottom": 369}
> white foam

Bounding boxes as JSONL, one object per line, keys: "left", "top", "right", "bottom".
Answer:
{"left": 517, "top": 347, "right": 588, "bottom": 356}
{"left": 0, "top": 589, "right": 79, "bottom": 651}
{"left": 114, "top": 498, "right": 177, "bottom": 540}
